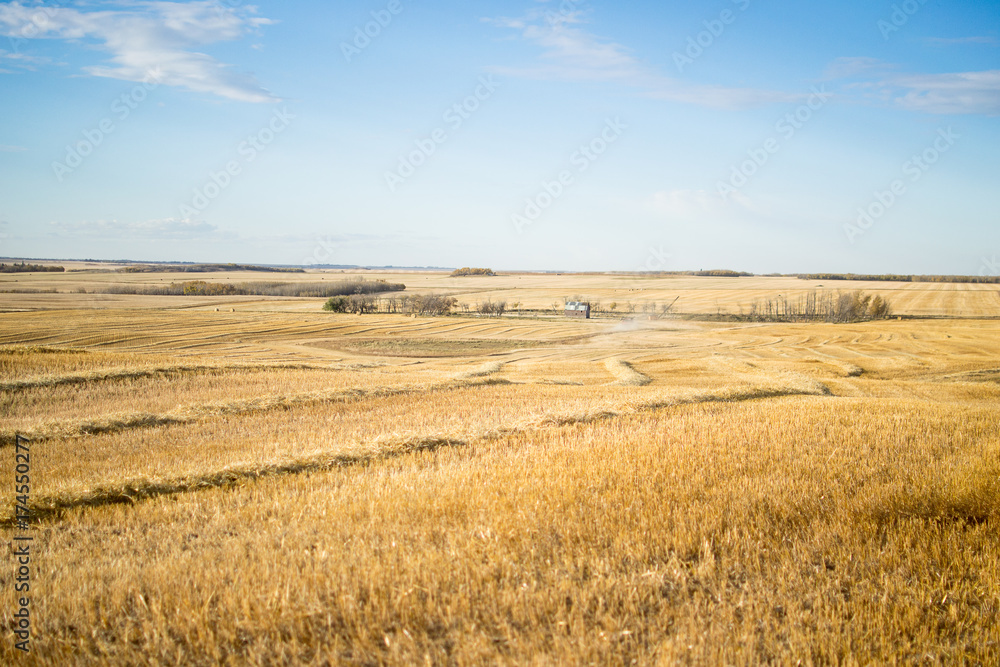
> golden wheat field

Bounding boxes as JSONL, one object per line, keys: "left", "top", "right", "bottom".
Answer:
{"left": 2, "top": 270, "right": 999, "bottom": 665}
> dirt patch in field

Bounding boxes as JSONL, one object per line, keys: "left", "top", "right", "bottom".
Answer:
{"left": 307, "top": 337, "right": 547, "bottom": 358}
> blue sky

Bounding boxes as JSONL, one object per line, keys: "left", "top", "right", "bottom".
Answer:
{"left": 0, "top": 0, "right": 998, "bottom": 273}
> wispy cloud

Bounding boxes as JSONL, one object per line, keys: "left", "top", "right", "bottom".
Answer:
{"left": 822, "top": 56, "right": 894, "bottom": 81}
{"left": 0, "top": 144, "right": 27, "bottom": 152}
{"left": 830, "top": 58, "right": 1000, "bottom": 115}
{"left": 0, "top": 1, "right": 276, "bottom": 103}
{"left": 486, "top": 8, "right": 802, "bottom": 109}
{"left": 887, "top": 70, "right": 1000, "bottom": 115}
{"left": 48, "top": 218, "right": 229, "bottom": 240}
{"left": 484, "top": 9, "right": 639, "bottom": 82}
{"left": 0, "top": 48, "right": 54, "bottom": 71}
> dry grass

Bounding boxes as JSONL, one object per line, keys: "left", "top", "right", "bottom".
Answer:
{"left": 452, "top": 360, "right": 506, "bottom": 380}
{"left": 0, "top": 365, "right": 441, "bottom": 438}
{"left": 1, "top": 295, "right": 999, "bottom": 664}
{"left": 7, "top": 377, "right": 830, "bottom": 524}
{"left": 2, "top": 397, "right": 997, "bottom": 664}
{"left": 0, "top": 361, "right": 341, "bottom": 392}
{"left": 1, "top": 357, "right": 520, "bottom": 448}
{"left": 311, "top": 337, "right": 542, "bottom": 358}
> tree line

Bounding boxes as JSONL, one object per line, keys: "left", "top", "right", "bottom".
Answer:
{"left": 323, "top": 296, "right": 514, "bottom": 317}
{"left": 118, "top": 263, "right": 304, "bottom": 273}
{"left": 91, "top": 279, "right": 404, "bottom": 297}
{"left": 797, "top": 273, "right": 1000, "bottom": 284}
{"left": 737, "top": 291, "right": 892, "bottom": 323}
{"left": 0, "top": 263, "right": 64, "bottom": 273}
{"left": 325, "top": 294, "right": 456, "bottom": 315}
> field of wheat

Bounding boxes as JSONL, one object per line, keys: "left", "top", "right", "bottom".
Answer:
{"left": 1, "top": 272, "right": 998, "bottom": 664}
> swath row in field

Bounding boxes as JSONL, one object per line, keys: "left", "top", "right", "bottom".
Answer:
{"left": 937, "top": 368, "right": 1000, "bottom": 383}
{"left": 0, "top": 361, "right": 509, "bottom": 447}
{"left": 0, "top": 362, "right": 361, "bottom": 392}
{"left": 605, "top": 359, "right": 653, "bottom": 386}
{"left": 7, "top": 378, "right": 831, "bottom": 524}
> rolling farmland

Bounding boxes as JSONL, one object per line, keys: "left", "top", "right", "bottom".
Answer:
{"left": 1, "top": 270, "right": 998, "bottom": 664}
{"left": 4, "top": 266, "right": 1000, "bottom": 317}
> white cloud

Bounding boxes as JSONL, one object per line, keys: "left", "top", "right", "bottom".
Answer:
{"left": 487, "top": 8, "right": 802, "bottom": 109}
{"left": 0, "top": 1, "right": 275, "bottom": 103}
{"left": 48, "top": 218, "right": 228, "bottom": 240}
{"left": 0, "top": 144, "right": 27, "bottom": 152}
{"left": 643, "top": 82, "right": 803, "bottom": 108}
{"left": 485, "top": 9, "right": 638, "bottom": 82}
{"left": 887, "top": 70, "right": 1000, "bottom": 115}
{"left": 831, "top": 58, "right": 1000, "bottom": 115}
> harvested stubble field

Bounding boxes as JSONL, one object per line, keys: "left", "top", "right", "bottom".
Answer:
{"left": 4, "top": 267, "right": 1000, "bottom": 318}
{"left": 1, "top": 272, "right": 999, "bottom": 664}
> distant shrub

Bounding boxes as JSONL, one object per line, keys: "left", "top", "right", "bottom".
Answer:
{"left": 451, "top": 267, "right": 496, "bottom": 277}
{"left": 323, "top": 296, "right": 350, "bottom": 312}
{"left": 403, "top": 295, "right": 457, "bottom": 316}
{"left": 478, "top": 300, "right": 507, "bottom": 317}
{"left": 323, "top": 295, "right": 378, "bottom": 314}
{"left": 348, "top": 294, "right": 379, "bottom": 314}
